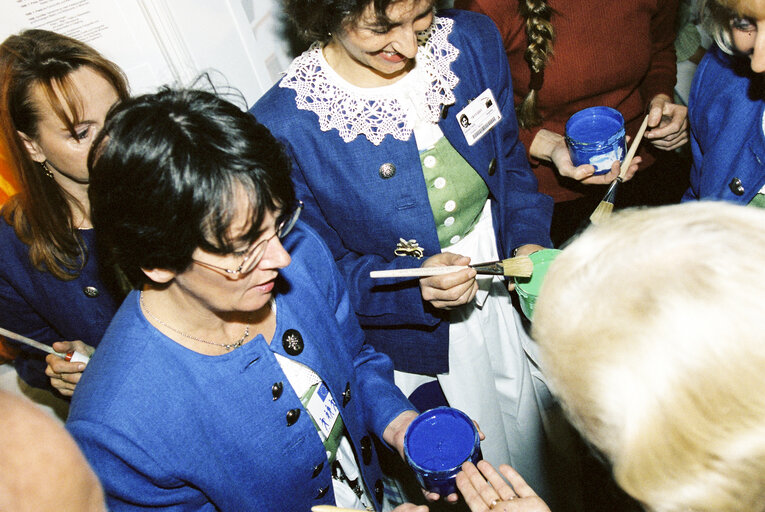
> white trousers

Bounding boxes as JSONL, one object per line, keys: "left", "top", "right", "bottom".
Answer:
{"left": 395, "top": 202, "right": 553, "bottom": 499}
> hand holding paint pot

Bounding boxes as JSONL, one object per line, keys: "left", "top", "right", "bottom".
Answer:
{"left": 514, "top": 249, "right": 562, "bottom": 320}
{"left": 565, "top": 106, "right": 627, "bottom": 176}
{"left": 404, "top": 407, "right": 481, "bottom": 498}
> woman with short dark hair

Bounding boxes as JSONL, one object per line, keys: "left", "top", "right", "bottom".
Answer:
{"left": 67, "top": 87, "right": 421, "bottom": 512}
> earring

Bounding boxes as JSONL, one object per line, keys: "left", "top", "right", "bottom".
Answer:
{"left": 40, "top": 161, "right": 54, "bottom": 179}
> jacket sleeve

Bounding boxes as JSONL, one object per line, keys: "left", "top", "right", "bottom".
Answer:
{"left": 0, "top": 247, "right": 59, "bottom": 388}
{"left": 455, "top": 10, "right": 553, "bottom": 253}
{"left": 300, "top": 224, "right": 415, "bottom": 438}
{"left": 452, "top": 0, "right": 543, "bottom": 164}
{"left": 682, "top": 48, "right": 713, "bottom": 202}
{"left": 68, "top": 421, "right": 191, "bottom": 511}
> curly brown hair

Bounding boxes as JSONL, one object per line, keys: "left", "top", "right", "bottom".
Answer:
{"left": 283, "top": 0, "right": 436, "bottom": 44}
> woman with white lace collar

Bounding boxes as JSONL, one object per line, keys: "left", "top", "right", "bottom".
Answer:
{"left": 252, "top": 1, "right": 557, "bottom": 504}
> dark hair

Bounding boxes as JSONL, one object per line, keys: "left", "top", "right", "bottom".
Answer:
{"left": 517, "top": 0, "right": 554, "bottom": 129}
{"left": 284, "top": 0, "right": 433, "bottom": 43}
{"left": 0, "top": 29, "right": 128, "bottom": 279}
{"left": 88, "top": 88, "right": 296, "bottom": 287}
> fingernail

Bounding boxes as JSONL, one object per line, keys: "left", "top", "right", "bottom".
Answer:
{"left": 78, "top": 364, "right": 86, "bottom": 371}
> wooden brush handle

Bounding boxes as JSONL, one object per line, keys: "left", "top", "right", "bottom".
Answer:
{"left": 619, "top": 114, "right": 649, "bottom": 179}
{"left": 370, "top": 266, "right": 468, "bottom": 278}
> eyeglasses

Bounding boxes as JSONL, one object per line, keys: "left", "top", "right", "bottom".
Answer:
{"left": 192, "top": 201, "right": 303, "bottom": 276}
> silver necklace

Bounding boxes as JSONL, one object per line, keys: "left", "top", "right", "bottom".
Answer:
{"left": 140, "top": 292, "right": 249, "bottom": 350}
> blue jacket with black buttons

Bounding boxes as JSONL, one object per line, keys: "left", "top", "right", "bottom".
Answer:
{"left": 67, "top": 221, "right": 413, "bottom": 512}
{"left": 252, "top": 9, "right": 553, "bottom": 375}
{"left": 683, "top": 45, "right": 765, "bottom": 203}
{"left": 0, "top": 217, "right": 119, "bottom": 389}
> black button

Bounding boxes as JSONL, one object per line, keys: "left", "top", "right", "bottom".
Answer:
{"left": 729, "top": 177, "right": 745, "bottom": 196}
{"left": 83, "top": 286, "right": 100, "bottom": 298}
{"left": 332, "top": 459, "right": 343, "bottom": 479}
{"left": 286, "top": 408, "right": 301, "bottom": 426}
{"left": 311, "top": 461, "right": 324, "bottom": 478}
{"left": 282, "top": 329, "right": 304, "bottom": 356}
{"left": 360, "top": 436, "right": 372, "bottom": 465}
{"left": 440, "top": 104, "right": 450, "bottom": 119}
{"left": 374, "top": 479, "right": 384, "bottom": 503}
{"left": 379, "top": 163, "right": 396, "bottom": 179}
{"left": 315, "top": 485, "right": 330, "bottom": 499}
{"left": 342, "top": 382, "right": 351, "bottom": 406}
{"left": 488, "top": 158, "right": 497, "bottom": 176}
{"left": 272, "top": 382, "right": 283, "bottom": 401}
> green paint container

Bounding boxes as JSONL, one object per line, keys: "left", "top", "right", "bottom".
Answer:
{"left": 514, "top": 249, "right": 562, "bottom": 320}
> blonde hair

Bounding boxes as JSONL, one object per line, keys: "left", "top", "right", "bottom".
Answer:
{"left": 532, "top": 202, "right": 765, "bottom": 512}
{"left": 700, "top": 0, "right": 765, "bottom": 54}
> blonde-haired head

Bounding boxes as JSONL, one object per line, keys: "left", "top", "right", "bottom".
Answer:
{"left": 533, "top": 202, "right": 765, "bottom": 512}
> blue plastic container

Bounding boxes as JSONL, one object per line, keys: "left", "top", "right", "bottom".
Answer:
{"left": 403, "top": 407, "right": 481, "bottom": 496}
{"left": 565, "top": 106, "right": 626, "bottom": 175}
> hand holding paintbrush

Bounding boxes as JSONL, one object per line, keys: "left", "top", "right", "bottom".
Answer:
{"left": 590, "top": 114, "right": 650, "bottom": 225}
{"left": 370, "top": 255, "right": 532, "bottom": 279}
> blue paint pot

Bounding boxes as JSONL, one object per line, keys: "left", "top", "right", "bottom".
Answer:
{"left": 403, "top": 407, "right": 481, "bottom": 496}
{"left": 565, "top": 106, "right": 626, "bottom": 175}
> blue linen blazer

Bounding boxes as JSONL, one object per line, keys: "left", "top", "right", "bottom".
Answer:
{"left": 683, "top": 45, "right": 765, "bottom": 203}
{"left": 252, "top": 10, "right": 553, "bottom": 375}
{"left": 67, "top": 222, "right": 413, "bottom": 511}
{"left": 0, "top": 217, "right": 119, "bottom": 388}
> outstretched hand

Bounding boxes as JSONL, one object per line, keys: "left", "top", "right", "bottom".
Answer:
{"left": 456, "top": 461, "right": 551, "bottom": 512}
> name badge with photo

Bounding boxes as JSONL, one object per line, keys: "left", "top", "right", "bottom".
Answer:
{"left": 456, "top": 88, "right": 502, "bottom": 146}
{"left": 306, "top": 381, "right": 340, "bottom": 438}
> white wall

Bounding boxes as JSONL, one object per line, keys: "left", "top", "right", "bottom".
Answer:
{"left": 1, "top": 0, "right": 296, "bottom": 107}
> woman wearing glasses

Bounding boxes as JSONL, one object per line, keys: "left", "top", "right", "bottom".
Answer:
{"left": 66, "top": 88, "right": 421, "bottom": 512}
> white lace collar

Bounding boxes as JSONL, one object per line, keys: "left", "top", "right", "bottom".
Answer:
{"left": 279, "top": 15, "right": 460, "bottom": 145}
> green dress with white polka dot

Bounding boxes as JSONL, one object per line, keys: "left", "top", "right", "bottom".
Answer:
{"left": 421, "top": 136, "right": 489, "bottom": 248}
{"left": 749, "top": 193, "right": 765, "bottom": 208}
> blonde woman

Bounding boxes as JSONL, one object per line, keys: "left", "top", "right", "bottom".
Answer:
{"left": 457, "top": 201, "right": 765, "bottom": 512}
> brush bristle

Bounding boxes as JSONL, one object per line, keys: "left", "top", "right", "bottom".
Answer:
{"left": 589, "top": 200, "right": 615, "bottom": 225}
{"left": 501, "top": 256, "right": 533, "bottom": 277}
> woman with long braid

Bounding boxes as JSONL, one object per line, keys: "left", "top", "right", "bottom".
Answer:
{"left": 455, "top": 0, "right": 689, "bottom": 245}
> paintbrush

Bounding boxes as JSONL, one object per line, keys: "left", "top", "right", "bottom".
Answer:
{"left": 370, "top": 255, "right": 532, "bottom": 279}
{"left": 589, "top": 114, "right": 650, "bottom": 225}
{"left": 0, "top": 326, "right": 90, "bottom": 363}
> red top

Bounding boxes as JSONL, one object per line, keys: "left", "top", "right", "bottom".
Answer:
{"left": 453, "top": 0, "right": 679, "bottom": 201}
